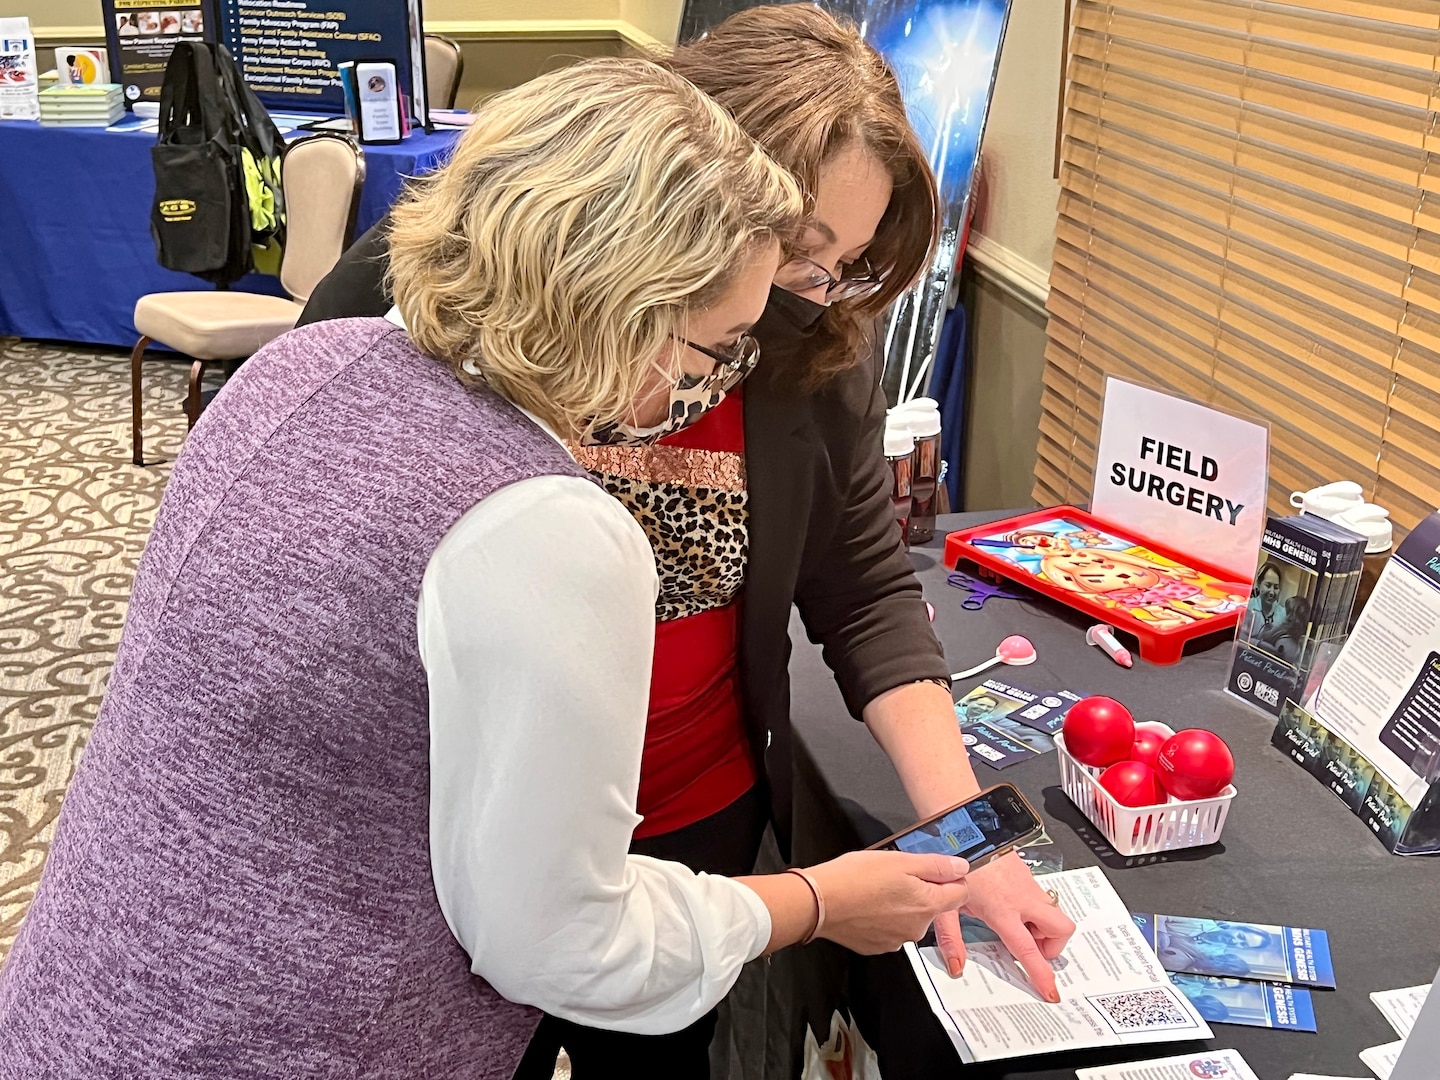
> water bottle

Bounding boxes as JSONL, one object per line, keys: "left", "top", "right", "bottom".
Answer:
{"left": 883, "top": 422, "right": 915, "bottom": 549}
{"left": 902, "top": 405, "right": 941, "bottom": 544}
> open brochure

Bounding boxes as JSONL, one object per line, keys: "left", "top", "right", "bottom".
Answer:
{"left": 905, "top": 866, "right": 1211, "bottom": 1063}
{"left": 1077, "top": 1049, "right": 1259, "bottom": 1080}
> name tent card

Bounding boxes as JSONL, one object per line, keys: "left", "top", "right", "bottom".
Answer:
{"left": 1091, "top": 377, "right": 1270, "bottom": 580}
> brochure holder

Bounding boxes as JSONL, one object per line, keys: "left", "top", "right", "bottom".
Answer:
{"left": 1268, "top": 509, "right": 1440, "bottom": 855}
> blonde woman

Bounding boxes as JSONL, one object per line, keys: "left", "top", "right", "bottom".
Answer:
{"left": 304, "top": 9, "right": 1075, "bottom": 1072}
{"left": 0, "top": 59, "right": 970, "bottom": 1077}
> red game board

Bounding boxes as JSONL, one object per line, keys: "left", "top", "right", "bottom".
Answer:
{"left": 944, "top": 507, "right": 1253, "bottom": 665}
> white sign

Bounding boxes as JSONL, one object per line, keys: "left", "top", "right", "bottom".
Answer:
{"left": 1091, "top": 377, "right": 1269, "bottom": 580}
{"left": 0, "top": 17, "right": 39, "bottom": 121}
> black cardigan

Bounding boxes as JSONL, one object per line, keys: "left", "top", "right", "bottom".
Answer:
{"left": 296, "top": 223, "right": 950, "bottom": 848}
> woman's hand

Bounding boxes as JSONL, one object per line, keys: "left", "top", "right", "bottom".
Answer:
{"left": 932, "top": 852, "right": 1074, "bottom": 1002}
{"left": 805, "top": 850, "right": 970, "bottom": 954}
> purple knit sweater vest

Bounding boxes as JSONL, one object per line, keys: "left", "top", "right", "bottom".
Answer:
{"left": 0, "top": 319, "right": 583, "bottom": 1078}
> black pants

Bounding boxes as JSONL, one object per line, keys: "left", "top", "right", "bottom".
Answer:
{"left": 512, "top": 786, "right": 769, "bottom": 1079}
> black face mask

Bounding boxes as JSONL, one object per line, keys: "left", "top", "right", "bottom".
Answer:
{"left": 748, "top": 286, "right": 829, "bottom": 390}
{"left": 760, "top": 284, "right": 828, "bottom": 335}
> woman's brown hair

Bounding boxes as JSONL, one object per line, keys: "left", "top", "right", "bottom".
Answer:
{"left": 668, "top": 4, "right": 940, "bottom": 383}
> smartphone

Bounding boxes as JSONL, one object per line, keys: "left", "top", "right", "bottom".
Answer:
{"left": 869, "top": 783, "right": 1045, "bottom": 870}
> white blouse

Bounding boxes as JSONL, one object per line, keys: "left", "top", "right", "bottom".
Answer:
{"left": 417, "top": 417, "right": 771, "bottom": 1035}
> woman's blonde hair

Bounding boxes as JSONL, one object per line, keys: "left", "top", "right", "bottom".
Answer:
{"left": 388, "top": 58, "right": 803, "bottom": 436}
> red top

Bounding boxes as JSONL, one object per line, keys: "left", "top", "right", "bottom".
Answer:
{"left": 632, "top": 389, "right": 756, "bottom": 838}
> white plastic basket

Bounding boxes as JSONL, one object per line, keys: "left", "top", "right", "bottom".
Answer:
{"left": 1054, "top": 733, "right": 1236, "bottom": 856}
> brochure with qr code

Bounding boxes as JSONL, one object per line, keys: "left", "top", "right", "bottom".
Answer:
{"left": 904, "top": 866, "right": 1212, "bottom": 1063}
{"left": 1076, "top": 1049, "right": 1260, "bottom": 1079}
{"left": 1131, "top": 913, "right": 1336, "bottom": 988}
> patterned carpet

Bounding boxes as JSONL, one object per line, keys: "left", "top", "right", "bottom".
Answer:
{"left": 0, "top": 337, "right": 191, "bottom": 962}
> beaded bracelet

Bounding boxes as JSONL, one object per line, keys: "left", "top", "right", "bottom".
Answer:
{"left": 785, "top": 867, "right": 826, "bottom": 946}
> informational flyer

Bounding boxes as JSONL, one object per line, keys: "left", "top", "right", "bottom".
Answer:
{"left": 0, "top": 17, "right": 40, "bottom": 121}
{"left": 1371, "top": 983, "right": 1428, "bottom": 1039}
{"left": 1312, "top": 514, "right": 1440, "bottom": 809}
{"left": 1359, "top": 1040, "right": 1402, "bottom": 1079}
{"left": 102, "top": 0, "right": 214, "bottom": 108}
{"left": 1272, "top": 510, "right": 1440, "bottom": 854}
{"left": 954, "top": 678, "right": 1079, "bottom": 752}
{"left": 1077, "top": 1049, "right": 1260, "bottom": 1080}
{"left": 1131, "top": 912, "right": 1335, "bottom": 988}
{"left": 905, "top": 867, "right": 1211, "bottom": 1063}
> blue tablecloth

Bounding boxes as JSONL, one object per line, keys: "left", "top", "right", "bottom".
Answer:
{"left": 0, "top": 120, "right": 458, "bottom": 347}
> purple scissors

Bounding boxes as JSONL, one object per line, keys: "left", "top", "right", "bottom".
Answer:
{"left": 946, "top": 570, "right": 1029, "bottom": 610}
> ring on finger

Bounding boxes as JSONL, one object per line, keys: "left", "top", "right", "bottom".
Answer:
{"left": 1045, "top": 888, "right": 1060, "bottom": 906}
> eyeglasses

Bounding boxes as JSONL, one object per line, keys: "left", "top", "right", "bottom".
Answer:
{"left": 774, "top": 254, "right": 885, "bottom": 303}
{"left": 674, "top": 332, "right": 760, "bottom": 392}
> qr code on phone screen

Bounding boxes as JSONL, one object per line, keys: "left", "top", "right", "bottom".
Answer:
{"left": 1086, "top": 988, "right": 1200, "bottom": 1033}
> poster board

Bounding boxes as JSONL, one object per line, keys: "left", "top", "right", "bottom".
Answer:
{"left": 1393, "top": 965, "right": 1440, "bottom": 1080}
{"left": 217, "top": 0, "right": 426, "bottom": 123}
{"left": 1269, "top": 510, "right": 1440, "bottom": 854}
{"left": 103, "top": 0, "right": 216, "bottom": 109}
{"left": 681, "top": 0, "right": 1013, "bottom": 408}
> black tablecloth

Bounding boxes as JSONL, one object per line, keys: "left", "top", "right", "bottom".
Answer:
{"left": 782, "top": 510, "right": 1438, "bottom": 1079}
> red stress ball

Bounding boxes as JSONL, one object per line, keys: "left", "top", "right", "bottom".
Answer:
{"left": 1062, "top": 696, "right": 1136, "bottom": 768}
{"left": 1099, "top": 761, "right": 1166, "bottom": 808}
{"left": 1156, "top": 728, "right": 1234, "bottom": 800}
{"left": 1129, "top": 728, "right": 1167, "bottom": 772}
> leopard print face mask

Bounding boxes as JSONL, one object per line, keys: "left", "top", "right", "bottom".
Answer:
{"left": 581, "top": 370, "right": 730, "bottom": 448}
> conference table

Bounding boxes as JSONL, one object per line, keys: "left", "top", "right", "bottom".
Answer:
{"left": 776, "top": 510, "right": 1437, "bottom": 1079}
{"left": 0, "top": 117, "right": 459, "bottom": 347}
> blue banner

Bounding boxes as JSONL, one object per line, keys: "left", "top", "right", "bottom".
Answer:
{"left": 217, "top": 0, "right": 423, "bottom": 118}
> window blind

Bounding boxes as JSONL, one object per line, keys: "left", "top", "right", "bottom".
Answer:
{"left": 1039, "top": 0, "right": 1440, "bottom": 537}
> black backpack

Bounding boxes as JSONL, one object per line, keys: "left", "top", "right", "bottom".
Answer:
{"left": 150, "top": 43, "right": 285, "bottom": 286}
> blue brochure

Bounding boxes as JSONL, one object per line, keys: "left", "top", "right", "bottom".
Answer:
{"left": 1133, "top": 913, "right": 1336, "bottom": 989}
{"left": 961, "top": 723, "right": 1040, "bottom": 770}
{"left": 1170, "top": 973, "right": 1317, "bottom": 1031}
{"left": 954, "top": 679, "right": 1082, "bottom": 752}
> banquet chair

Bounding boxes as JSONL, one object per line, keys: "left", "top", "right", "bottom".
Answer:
{"left": 130, "top": 133, "right": 365, "bottom": 465}
{"left": 424, "top": 34, "right": 465, "bottom": 110}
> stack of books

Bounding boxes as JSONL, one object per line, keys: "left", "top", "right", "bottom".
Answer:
{"left": 1226, "top": 511, "right": 1367, "bottom": 716}
{"left": 38, "top": 83, "right": 124, "bottom": 127}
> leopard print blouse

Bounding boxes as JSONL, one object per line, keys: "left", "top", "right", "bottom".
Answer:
{"left": 569, "top": 404, "right": 747, "bottom": 624}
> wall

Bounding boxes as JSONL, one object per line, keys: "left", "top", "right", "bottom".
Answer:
{"left": 960, "top": 0, "right": 1065, "bottom": 510}
{"left": 1, "top": 0, "right": 683, "bottom": 101}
